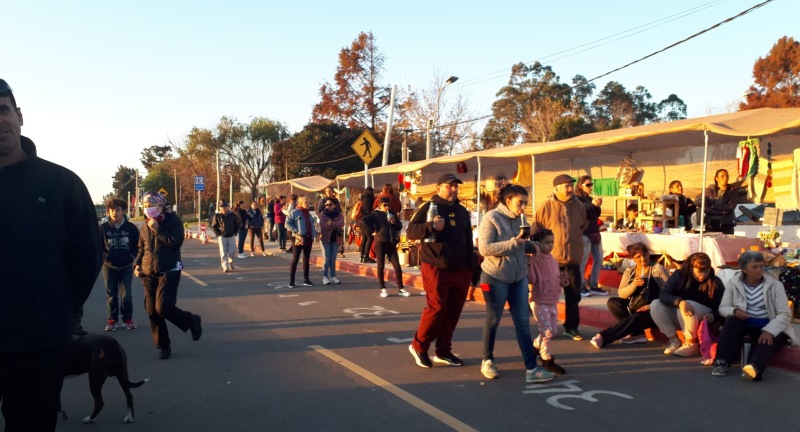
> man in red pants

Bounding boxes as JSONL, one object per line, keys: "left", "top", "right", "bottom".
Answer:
{"left": 406, "top": 174, "right": 474, "bottom": 368}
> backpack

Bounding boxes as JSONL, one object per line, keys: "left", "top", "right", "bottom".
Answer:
{"left": 350, "top": 201, "right": 363, "bottom": 220}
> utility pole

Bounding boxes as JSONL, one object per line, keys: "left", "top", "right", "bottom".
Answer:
{"left": 134, "top": 170, "right": 139, "bottom": 218}
{"left": 401, "top": 129, "right": 413, "bottom": 162}
{"left": 173, "top": 168, "right": 178, "bottom": 215}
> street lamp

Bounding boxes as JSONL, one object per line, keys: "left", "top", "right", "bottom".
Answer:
{"left": 426, "top": 76, "right": 458, "bottom": 160}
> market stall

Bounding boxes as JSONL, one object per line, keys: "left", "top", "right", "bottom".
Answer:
{"left": 600, "top": 231, "right": 762, "bottom": 269}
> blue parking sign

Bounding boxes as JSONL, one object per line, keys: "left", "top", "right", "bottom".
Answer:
{"left": 195, "top": 175, "right": 205, "bottom": 191}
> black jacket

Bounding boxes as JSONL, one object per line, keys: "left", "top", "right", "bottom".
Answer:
{"left": 360, "top": 209, "right": 402, "bottom": 244}
{"left": 100, "top": 218, "right": 140, "bottom": 269}
{"left": 0, "top": 136, "right": 102, "bottom": 353}
{"left": 359, "top": 193, "right": 374, "bottom": 218}
{"left": 407, "top": 195, "right": 474, "bottom": 271}
{"left": 135, "top": 212, "right": 184, "bottom": 276}
{"left": 213, "top": 211, "right": 240, "bottom": 237}
{"left": 575, "top": 191, "right": 601, "bottom": 236}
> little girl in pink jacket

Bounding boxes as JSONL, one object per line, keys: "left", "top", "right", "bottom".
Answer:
{"left": 528, "top": 228, "right": 569, "bottom": 375}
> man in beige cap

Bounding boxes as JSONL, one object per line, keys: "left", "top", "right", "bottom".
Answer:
{"left": 532, "top": 174, "right": 587, "bottom": 340}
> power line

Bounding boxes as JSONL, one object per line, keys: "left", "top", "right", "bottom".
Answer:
{"left": 569, "top": 0, "right": 774, "bottom": 92}
{"left": 434, "top": 0, "right": 775, "bottom": 132}
{"left": 454, "top": 0, "right": 730, "bottom": 89}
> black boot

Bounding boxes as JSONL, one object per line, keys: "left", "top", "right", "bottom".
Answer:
{"left": 541, "top": 357, "right": 566, "bottom": 375}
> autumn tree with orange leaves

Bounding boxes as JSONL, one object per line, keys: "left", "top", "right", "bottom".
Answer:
{"left": 312, "top": 31, "right": 391, "bottom": 131}
{"left": 740, "top": 36, "right": 800, "bottom": 109}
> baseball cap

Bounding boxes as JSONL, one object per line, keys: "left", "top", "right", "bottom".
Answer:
{"left": 380, "top": 197, "right": 391, "bottom": 204}
{"left": 437, "top": 173, "right": 463, "bottom": 185}
{"left": 552, "top": 174, "right": 576, "bottom": 187}
{"left": 220, "top": 201, "right": 230, "bottom": 207}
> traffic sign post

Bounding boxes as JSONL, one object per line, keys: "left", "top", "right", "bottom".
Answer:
{"left": 195, "top": 176, "right": 205, "bottom": 236}
{"left": 351, "top": 131, "right": 381, "bottom": 188}
{"left": 351, "top": 130, "right": 382, "bottom": 166}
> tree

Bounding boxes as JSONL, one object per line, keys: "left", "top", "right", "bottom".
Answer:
{"left": 140, "top": 165, "right": 174, "bottom": 196}
{"left": 481, "top": 62, "right": 573, "bottom": 147}
{"left": 740, "top": 36, "right": 800, "bottom": 109}
{"left": 215, "top": 116, "right": 289, "bottom": 198}
{"left": 398, "top": 75, "right": 475, "bottom": 157}
{"left": 312, "top": 31, "right": 391, "bottom": 131}
{"left": 274, "top": 122, "right": 359, "bottom": 180}
{"left": 657, "top": 94, "right": 688, "bottom": 121}
{"left": 140, "top": 145, "right": 173, "bottom": 170}
{"left": 111, "top": 165, "right": 138, "bottom": 199}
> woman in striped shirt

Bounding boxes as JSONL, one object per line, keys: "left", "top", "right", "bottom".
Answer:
{"left": 711, "top": 251, "right": 797, "bottom": 381}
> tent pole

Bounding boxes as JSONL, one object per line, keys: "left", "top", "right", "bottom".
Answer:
{"left": 477, "top": 156, "right": 482, "bottom": 227}
{"left": 699, "top": 129, "right": 709, "bottom": 253}
{"left": 530, "top": 154, "right": 535, "bottom": 214}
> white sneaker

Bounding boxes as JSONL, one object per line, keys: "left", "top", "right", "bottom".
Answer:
{"left": 262, "top": 251, "right": 267, "bottom": 256}
{"left": 481, "top": 359, "right": 499, "bottom": 379}
{"left": 380, "top": 288, "right": 389, "bottom": 298}
{"left": 673, "top": 342, "right": 700, "bottom": 357}
{"left": 663, "top": 339, "right": 682, "bottom": 355}
{"left": 250, "top": 252, "right": 255, "bottom": 257}
{"left": 590, "top": 334, "right": 603, "bottom": 349}
{"left": 238, "top": 253, "right": 248, "bottom": 258}
{"left": 398, "top": 288, "right": 411, "bottom": 297}
{"left": 330, "top": 276, "right": 341, "bottom": 284}
{"left": 322, "top": 276, "right": 330, "bottom": 285}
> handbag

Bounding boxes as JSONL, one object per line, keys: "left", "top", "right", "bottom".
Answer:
{"left": 627, "top": 268, "right": 652, "bottom": 314}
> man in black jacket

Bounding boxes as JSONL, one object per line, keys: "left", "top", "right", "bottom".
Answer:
{"left": 0, "top": 78, "right": 103, "bottom": 431}
{"left": 100, "top": 197, "right": 140, "bottom": 331}
{"left": 212, "top": 201, "right": 239, "bottom": 272}
{"left": 360, "top": 197, "right": 408, "bottom": 297}
{"left": 406, "top": 174, "right": 474, "bottom": 368}
{"left": 135, "top": 192, "right": 202, "bottom": 360}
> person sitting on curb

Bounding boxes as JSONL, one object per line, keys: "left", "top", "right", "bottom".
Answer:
{"left": 590, "top": 243, "right": 670, "bottom": 349}
{"left": 650, "top": 252, "right": 725, "bottom": 357}
{"left": 711, "top": 251, "right": 797, "bottom": 381}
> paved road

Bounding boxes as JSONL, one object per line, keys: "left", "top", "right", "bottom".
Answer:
{"left": 37, "top": 239, "right": 800, "bottom": 431}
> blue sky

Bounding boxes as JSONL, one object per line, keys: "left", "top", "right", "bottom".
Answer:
{"left": 5, "top": 0, "right": 796, "bottom": 203}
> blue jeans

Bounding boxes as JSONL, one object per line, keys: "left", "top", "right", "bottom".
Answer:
{"left": 102, "top": 265, "right": 133, "bottom": 321}
{"left": 321, "top": 241, "right": 338, "bottom": 278}
{"left": 581, "top": 235, "right": 604, "bottom": 289}
{"left": 481, "top": 274, "right": 538, "bottom": 370}
{"left": 237, "top": 229, "right": 248, "bottom": 253}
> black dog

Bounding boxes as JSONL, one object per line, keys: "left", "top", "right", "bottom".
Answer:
{"left": 62, "top": 335, "right": 147, "bottom": 423}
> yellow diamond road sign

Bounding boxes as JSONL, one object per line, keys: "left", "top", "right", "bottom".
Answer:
{"left": 351, "top": 130, "right": 382, "bottom": 165}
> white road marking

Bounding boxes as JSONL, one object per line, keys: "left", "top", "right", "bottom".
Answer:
{"left": 310, "top": 345, "right": 478, "bottom": 432}
{"left": 182, "top": 270, "right": 207, "bottom": 287}
{"left": 387, "top": 337, "right": 414, "bottom": 343}
{"left": 279, "top": 294, "right": 300, "bottom": 298}
{"left": 299, "top": 301, "right": 318, "bottom": 306}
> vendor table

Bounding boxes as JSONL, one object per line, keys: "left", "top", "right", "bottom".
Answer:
{"left": 601, "top": 232, "right": 761, "bottom": 269}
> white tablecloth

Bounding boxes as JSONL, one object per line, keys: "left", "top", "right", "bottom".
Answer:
{"left": 601, "top": 232, "right": 761, "bottom": 269}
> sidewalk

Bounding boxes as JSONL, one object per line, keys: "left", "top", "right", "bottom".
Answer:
{"left": 197, "top": 230, "right": 800, "bottom": 373}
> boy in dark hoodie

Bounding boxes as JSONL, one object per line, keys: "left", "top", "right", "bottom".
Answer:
{"left": 100, "top": 197, "right": 140, "bottom": 331}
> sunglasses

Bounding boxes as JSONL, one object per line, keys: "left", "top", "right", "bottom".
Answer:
{"left": 583, "top": 183, "right": 594, "bottom": 187}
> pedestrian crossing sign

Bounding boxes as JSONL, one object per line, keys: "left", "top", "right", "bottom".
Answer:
{"left": 351, "top": 130, "right": 382, "bottom": 165}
